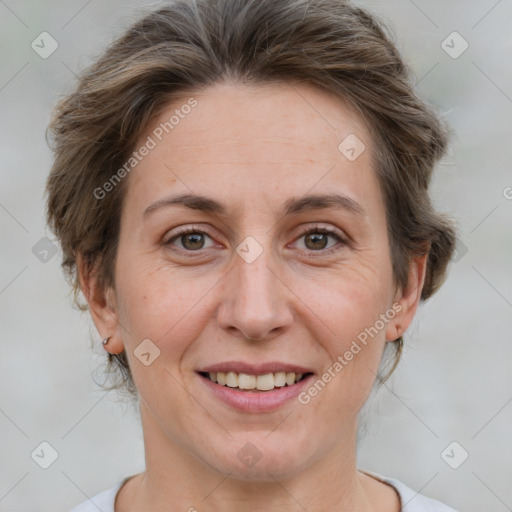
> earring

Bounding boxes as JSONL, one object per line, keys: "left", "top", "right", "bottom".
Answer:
{"left": 102, "top": 336, "right": 111, "bottom": 346}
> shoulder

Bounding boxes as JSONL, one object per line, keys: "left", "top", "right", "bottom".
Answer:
{"left": 361, "top": 469, "right": 459, "bottom": 512}
{"left": 68, "top": 479, "right": 126, "bottom": 512}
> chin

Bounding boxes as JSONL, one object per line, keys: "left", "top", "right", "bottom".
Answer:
{"left": 198, "top": 432, "right": 318, "bottom": 482}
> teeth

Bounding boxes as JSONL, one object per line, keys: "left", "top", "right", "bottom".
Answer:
{"left": 256, "top": 373, "right": 274, "bottom": 391}
{"left": 238, "top": 373, "right": 256, "bottom": 389}
{"left": 226, "top": 371, "right": 238, "bottom": 388}
{"left": 204, "top": 371, "right": 307, "bottom": 391}
{"left": 274, "top": 371, "right": 286, "bottom": 387}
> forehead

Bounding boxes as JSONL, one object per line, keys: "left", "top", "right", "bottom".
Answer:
{"left": 123, "top": 81, "right": 382, "bottom": 220}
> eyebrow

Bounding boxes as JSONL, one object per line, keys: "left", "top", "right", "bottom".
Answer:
{"left": 143, "top": 192, "right": 366, "bottom": 218}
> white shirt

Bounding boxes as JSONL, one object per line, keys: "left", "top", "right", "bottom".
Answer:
{"left": 70, "top": 470, "right": 458, "bottom": 511}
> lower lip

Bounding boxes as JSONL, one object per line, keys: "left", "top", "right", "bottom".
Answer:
{"left": 197, "top": 373, "right": 314, "bottom": 413}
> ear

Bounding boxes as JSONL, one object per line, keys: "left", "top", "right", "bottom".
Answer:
{"left": 77, "top": 254, "right": 125, "bottom": 354}
{"left": 385, "top": 250, "right": 429, "bottom": 342}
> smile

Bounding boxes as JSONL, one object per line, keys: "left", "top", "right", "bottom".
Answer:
{"left": 196, "top": 363, "right": 315, "bottom": 412}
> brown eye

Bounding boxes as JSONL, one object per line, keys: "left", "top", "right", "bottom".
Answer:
{"left": 304, "top": 232, "right": 329, "bottom": 250}
{"left": 180, "top": 232, "right": 205, "bottom": 250}
{"left": 164, "top": 228, "right": 215, "bottom": 252}
{"left": 295, "top": 226, "right": 346, "bottom": 254}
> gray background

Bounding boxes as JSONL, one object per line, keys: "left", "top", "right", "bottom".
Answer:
{"left": 1, "top": 1, "right": 511, "bottom": 511}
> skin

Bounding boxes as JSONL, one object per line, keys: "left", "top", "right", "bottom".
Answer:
{"left": 79, "top": 81, "right": 427, "bottom": 511}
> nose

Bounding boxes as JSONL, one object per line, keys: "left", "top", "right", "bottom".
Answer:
{"left": 216, "top": 242, "right": 294, "bottom": 341}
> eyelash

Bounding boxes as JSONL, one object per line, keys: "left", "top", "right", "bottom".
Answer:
{"left": 164, "top": 224, "right": 347, "bottom": 256}
{"left": 295, "top": 225, "right": 347, "bottom": 255}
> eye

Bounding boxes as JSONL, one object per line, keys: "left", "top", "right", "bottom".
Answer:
{"left": 163, "top": 224, "right": 347, "bottom": 255}
{"left": 163, "top": 227, "right": 216, "bottom": 252}
{"left": 294, "top": 225, "right": 346, "bottom": 254}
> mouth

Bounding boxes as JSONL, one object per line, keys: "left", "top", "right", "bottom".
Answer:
{"left": 197, "top": 370, "right": 313, "bottom": 392}
{"left": 195, "top": 363, "right": 315, "bottom": 412}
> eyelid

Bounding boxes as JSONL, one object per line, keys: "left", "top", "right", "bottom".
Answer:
{"left": 162, "top": 224, "right": 217, "bottom": 247}
{"left": 295, "top": 223, "right": 346, "bottom": 240}
{"left": 292, "top": 224, "right": 348, "bottom": 254}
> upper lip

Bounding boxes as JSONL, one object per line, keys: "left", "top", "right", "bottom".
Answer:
{"left": 197, "top": 361, "right": 315, "bottom": 376}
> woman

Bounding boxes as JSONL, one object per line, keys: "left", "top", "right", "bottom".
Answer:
{"left": 46, "top": 0, "right": 459, "bottom": 510}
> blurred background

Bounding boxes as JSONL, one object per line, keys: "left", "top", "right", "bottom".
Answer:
{"left": 0, "top": 1, "right": 511, "bottom": 510}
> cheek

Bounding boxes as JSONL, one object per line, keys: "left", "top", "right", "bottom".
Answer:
{"left": 297, "top": 283, "right": 387, "bottom": 419}
{"left": 114, "top": 261, "right": 219, "bottom": 364}
{"left": 299, "top": 257, "right": 392, "bottom": 340}
{"left": 292, "top": 261, "right": 392, "bottom": 402}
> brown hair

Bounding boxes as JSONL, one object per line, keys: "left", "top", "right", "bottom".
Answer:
{"left": 45, "top": 0, "right": 457, "bottom": 397}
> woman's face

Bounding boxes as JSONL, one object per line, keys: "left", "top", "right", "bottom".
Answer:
{"left": 91, "top": 81, "right": 424, "bottom": 479}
